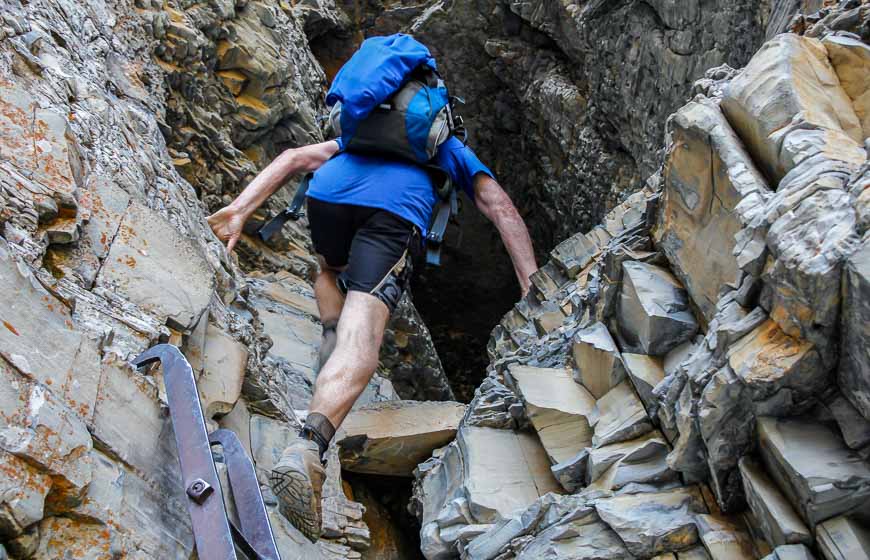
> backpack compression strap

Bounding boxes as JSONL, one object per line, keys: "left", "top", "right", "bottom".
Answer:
{"left": 425, "top": 187, "right": 458, "bottom": 266}
{"left": 257, "top": 173, "right": 312, "bottom": 242}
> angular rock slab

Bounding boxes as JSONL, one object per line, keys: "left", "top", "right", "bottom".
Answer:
{"left": 840, "top": 238, "right": 870, "bottom": 421}
{"left": 515, "top": 511, "right": 631, "bottom": 560}
{"left": 589, "top": 380, "right": 654, "bottom": 448}
{"left": 823, "top": 35, "right": 870, "bottom": 138}
{"left": 726, "top": 319, "right": 824, "bottom": 414}
{"left": 0, "top": 450, "right": 51, "bottom": 538}
{"left": 594, "top": 487, "right": 705, "bottom": 557}
{"left": 762, "top": 544, "right": 817, "bottom": 560}
{"left": 199, "top": 325, "right": 248, "bottom": 418}
{"left": 721, "top": 33, "right": 864, "bottom": 183}
{"left": 758, "top": 416, "right": 870, "bottom": 526}
{"left": 96, "top": 202, "right": 214, "bottom": 330}
{"left": 617, "top": 261, "right": 699, "bottom": 356}
{"left": 505, "top": 365, "right": 596, "bottom": 464}
{"left": 586, "top": 431, "right": 674, "bottom": 492}
{"left": 623, "top": 353, "right": 666, "bottom": 413}
{"left": 695, "top": 514, "right": 756, "bottom": 560}
{"left": 338, "top": 400, "right": 466, "bottom": 476}
{"left": 572, "top": 322, "right": 627, "bottom": 399}
{"left": 657, "top": 99, "right": 770, "bottom": 321}
{"left": 739, "top": 456, "right": 811, "bottom": 547}
{"left": 458, "top": 426, "right": 563, "bottom": 523}
{"left": 816, "top": 515, "right": 870, "bottom": 560}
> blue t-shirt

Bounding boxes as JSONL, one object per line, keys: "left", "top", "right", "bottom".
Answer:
{"left": 307, "top": 136, "right": 495, "bottom": 235}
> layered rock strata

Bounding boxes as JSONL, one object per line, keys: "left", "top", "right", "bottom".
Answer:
{"left": 413, "top": 3, "right": 870, "bottom": 559}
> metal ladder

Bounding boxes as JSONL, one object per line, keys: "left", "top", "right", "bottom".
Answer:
{"left": 133, "top": 344, "right": 281, "bottom": 560}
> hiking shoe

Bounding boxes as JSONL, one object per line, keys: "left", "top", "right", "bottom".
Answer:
{"left": 269, "top": 437, "right": 326, "bottom": 542}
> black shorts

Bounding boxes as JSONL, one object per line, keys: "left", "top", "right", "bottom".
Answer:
{"left": 307, "top": 197, "right": 418, "bottom": 314}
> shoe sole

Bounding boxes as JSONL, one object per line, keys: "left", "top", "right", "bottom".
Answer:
{"left": 270, "top": 464, "right": 321, "bottom": 542}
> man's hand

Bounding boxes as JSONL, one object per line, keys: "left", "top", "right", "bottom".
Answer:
{"left": 206, "top": 140, "right": 340, "bottom": 253}
{"left": 207, "top": 205, "right": 246, "bottom": 252}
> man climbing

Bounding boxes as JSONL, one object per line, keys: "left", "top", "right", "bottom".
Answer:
{"left": 206, "top": 34, "right": 537, "bottom": 542}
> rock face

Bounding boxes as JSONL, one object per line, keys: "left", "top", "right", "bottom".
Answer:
{"left": 413, "top": 4, "right": 870, "bottom": 560}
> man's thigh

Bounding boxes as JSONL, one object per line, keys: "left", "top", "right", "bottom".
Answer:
{"left": 342, "top": 210, "right": 417, "bottom": 314}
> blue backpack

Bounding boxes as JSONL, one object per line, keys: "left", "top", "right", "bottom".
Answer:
{"left": 325, "top": 34, "right": 465, "bottom": 164}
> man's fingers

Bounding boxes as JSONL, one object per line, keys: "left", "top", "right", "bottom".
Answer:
{"left": 226, "top": 233, "right": 239, "bottom": 253}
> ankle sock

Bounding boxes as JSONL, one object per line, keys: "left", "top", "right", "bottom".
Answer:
{"left": 300, "top": 412, "right": 335, "bottom": 460}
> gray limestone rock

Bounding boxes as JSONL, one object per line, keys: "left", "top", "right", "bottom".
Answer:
{"left": 758, "top": 416, "right": 870, "bottom": 526}
{"left": 839, "top": 237, "right": 870, "bottom": 421}
{"left": 594, "top": 487, "right": 706, "bottom": 557}
{"left": 586, "top": 431, "right": 676, "bottom": 494}
{"left": 617, "top": 261, "right": 699, "bottom": 356}
{"left": 738, "top": 456, "right": 812, "bottom": 547}
{"left": 695, "top": 514, "right": 756, "bottom": 560}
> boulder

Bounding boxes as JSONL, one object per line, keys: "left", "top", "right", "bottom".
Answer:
{"left": 815, "top": 515, "right": 870, "bottom": 560}
{"left": 738, "top": 456, "right": 811, "bottom": 547}
{"left": 505, "top": 365, "right": 596, "bottom": 464}
{"left": 594, "top": 487, "right": 705, "bottom": 557}
{"left": 758, "top": 416, "right": 870, "bottom": 526}
{"left": 95, "top": 202, "right": 214, "bottom": 330}
{"left": 617, "top": 261, "right": 699, "bottom": 356}
{"left": 337, "top": 400, "right": 466, "bottom": 476}
{"left": 840, "top": 238, "right": 870, "bottom": 421}
{"left": 726, "top": 319, "right": 825, "bottom": 415}
{"left": 720, "top": 33, "right": 864, "bottom": 183}
{"left": 656, "top": 99, "right": 770, "bottom": 321}
{"left": 514, "top": 511, "right": 631, "bottom": 559}
{"left": 572, "top": 322, "right": 627, "bottom": 399}
{"left": 589, "top": 380, "right": 654, "bottom": 448}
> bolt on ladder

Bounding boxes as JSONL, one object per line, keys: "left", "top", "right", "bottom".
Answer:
{"left": 133, "top": 344, "right": 281, "bottom": 560}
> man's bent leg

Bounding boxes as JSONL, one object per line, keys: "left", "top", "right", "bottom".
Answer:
{"left": 309, "top": 290, "right": 391, "bottom": 428}
{"left": 313, "top": 259, "right": 346, "bottom": 370}
{"left": 269, "top": 291, "right": 389, "bottom": 542}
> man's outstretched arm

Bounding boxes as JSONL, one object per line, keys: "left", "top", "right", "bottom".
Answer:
{"left": 208, "top": 140, "right": 340, "bottom": 251}
{"left": 473, "top": 174, "right": 538, "bottom": 295}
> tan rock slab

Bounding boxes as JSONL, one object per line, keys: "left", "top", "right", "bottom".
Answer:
{"left": 623, "top": 353, "right": 666, "bottom": 412}
{"left": 656, "top": 99, "right": 770, "bottom": 320}
{"left": 816, "top": 515, "right": 870, "bottom": 560}
{"left": 572, "top": 322, "right": 626, "bottom": 399}
{"left": 739, "top": 456, "right": 811, "bottom": 547}
{"left": 721, "top": 33, "right": 864, "bottom": 183}
{"left": 589, "top": 380, "right": 653, "bottom": 448}
{"left": 696, "top": 514, "right": 756, "bottom": 560}
{"left": 758, "top": 416, "right": 870, "bottom": 526}
{"left": 505, "top": 365, "right": 596, "bottom": 464}
{"left": 727, "top": 319, "right": 825, "bottom": 413}
{"left": 199, "top": 325, "right": 248, "bottom": 418}
{"left": 95, "top": 202, "right": 214, "bottom": 330}
{"left": 0, "top": 450, "right": 51, "bottom": 537}
{"left": 338, "top": 400, "right": 466, "bottom": 476}
{"left": 458, "top": 426, "right": 563, "bottom": 523}
{"left": 823, "top": 35, "right": 870, "bottom": 138}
